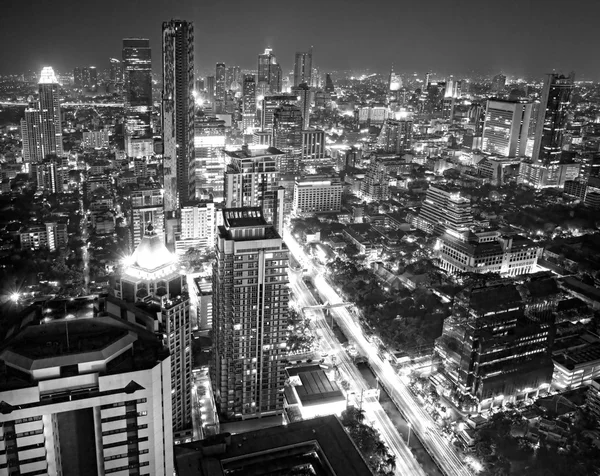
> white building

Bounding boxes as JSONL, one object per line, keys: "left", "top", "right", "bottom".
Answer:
{"left": 293, "top": 175, "right": 342, "bottom": 216}
{"left": 0, "top": 316, "right": 174, "bottom": 476}
{"left": 175, "top": 201, "right": 215, "bottom": 255}
{"left": 82, "top": 129, "right": 110, "bottom": 149}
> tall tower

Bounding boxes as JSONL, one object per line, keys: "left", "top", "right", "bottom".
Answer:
{"left": 215, "top": 62, "right": 226, "bottom": 101}
{"left": 293, "top": 48, "right": 313, "bottom": 87}
{"left": 291, "top": 83, "right": 311, "bottom": 129}
{"left": 21, "top": 67, "right": 64, "bottom": 165}
{"left": 482, "top": 99, "right": 532, "bottom": 157}
{"left": 122, "top": 38, "right": 153, "bottom": 157}
{"left": 212, "top": 208, "right": 289, "bottom": 421}
{"left": 115, "top": 225, "right": 192, "bottom": 437}
{"left": 242, "top": 74, "right": 257, "bottom": 131}
{"left": 162, "top": 20, "right": 195, "bottom": 214}
{"left": 532, "top": 73, "right": 573, "bottom": 167}
{"left": 257, "top": 48, "right": 281, "bottom": 94}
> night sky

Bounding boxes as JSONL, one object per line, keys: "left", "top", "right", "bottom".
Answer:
{"left": 2, "top": 0, "right": 598, "bottom": 80}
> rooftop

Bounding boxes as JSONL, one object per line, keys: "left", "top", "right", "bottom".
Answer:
{"left": 174, "top": 415, "right": 371, "bottom": 476}
{"left": 224, "top": 146, "right": 284, "bottom": 160}
{"left": 554, "top": 342, "right": 600, "bottom": 369}
{"left": 296, "top": 370, "right": 345, "bottom": 407}
{"left": 222, "top": 208, "right": 268, "bottom": 229}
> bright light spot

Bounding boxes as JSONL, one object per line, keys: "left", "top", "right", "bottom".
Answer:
{"left": 122, "top": 255, "right": 135, "bottom": 267}
{"left": 10, "top": 292, "right": 20, "bottom": 303}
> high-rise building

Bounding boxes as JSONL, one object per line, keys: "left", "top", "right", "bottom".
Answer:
{"left": 324, "top": 73, "right": 334, "bottom": 94}
{"left": 491, "top": 73, "right": 507, "bottom": 93}
{"left": 242, "top": 74, "right": 257, "bottom": 132}
{"left": 293, "top": 49, "right": 313, "bottom": 87}
{"left": 293, "top": 175, "right": 342, "bottom": 216}
{"left": 190, "top": 114, "right": 227, "bottom": 201}
{"left": 291, "top": 83, "right": 311, "bottom": 130}
{"left": 109, "top": 57, "right": 123, "bottom": 84}
{"left": 532, "top": 74, "right": 574, "bottom": 167}
{"left": 215, "top": 62, "right": 226, "bottom": 101}
{"left": 89, "top": 66, "right": 98, "bottom": 90}
{"left": 81, "top": 66, "right": 91, "bottom": 89}
{"left": 434, "top": 282, "right": 552, "bottom": 410}
{"left": 175, "top": 201, "right": 215, "bottom": 255}
{"left": 122, "top": 38, "right": 153, "bottom": 156}
{"left": 301, "top": 129, "right": 326, "bottom": 163}
{"left": 205, "top": 75, "right": 215, "bottom": 104}
{"left": 223, "top": 146, "right": 285, "bottom": 232}
{"left": 272, "top": 104, "right": 303, "bottom": 155}
{"left": 260, "top": 94, "right": 298, "bottom": 131}
{"left": 0, "top": 316, "right": 175, "bottom": 475}
{"left": 376, "top": 118, "right": 413, "bottom": 154}
{"left": 481, "top": 99, "right": 532, "bottom": 158}
{"left": 212, "top": 207, "right": 289, "bottom": 421}
{"left": 226, "top": 65, "right": 241, "bottom": 90}
{"left": 21, "top": 67, "right": 64, "bottom": 165}
{"left": 113, "top": 225, "right": 192, "bottom": 436}
{"left": 257, "top": 49, "right": 281, "bottom": 94}
{"left": 162, "top": 20, "right": 195, "bottom": 213}
{"left": 414, "top": 184, "right": 473, "bottom": 235}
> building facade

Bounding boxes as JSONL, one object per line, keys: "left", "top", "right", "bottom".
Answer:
{"left": 293, "top": 175, "right": 342, "bottom": 215}
{"left": 482, "top": 100, "right": 532, "bottom": 158}
{"left": 212, "top": 208, "right": 289, "bottom": 421}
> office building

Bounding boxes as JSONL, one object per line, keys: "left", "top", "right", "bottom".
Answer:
{"left": 360, "top": 160, "right": 389, "bottom": 202}
{"left": 272, "top": 104, "right": 303, "bottom": 156}
{"left": 325, "top": 74, "right": 334, "bottom": 94}
{"left": 226, "top": 65, "right": 241, "bottom": 90}
{"left": 291, "top": 82, "right": 311, "bottom": 129}
{"left": 414, "top": 185, "right": 473, "bottom": 235}
{"left": 122, "top": 38, "right": 153, "bottom": 157}
{"left": 215, "top": 62, "right": 226, "bottom": 101}
{"left": 224, "top": 146, "right": 285, "bottom": 233}
{"left": 528, "top": 74, "right": 574, "bottom": 187}
{"left": 376, "top": 118, "right": 413, "bottom": 154}
{"left": 435, "top": 282, "right": 553, "bottom": 410}
{"left": 257, "top": 48, "right": 282, "bottom": 94}
{"left": 109, "top": 57, "right": 123, "bottom": 84}
{"left": 205, "top": 76, "right": 215, "bottom": 105}
{"left": 21, "top": 67, "right": 64, "bottom": 165}
{"left": 0, "top": 316, "right": 174, "bottom": 476}
{"left": 242, "top": 74, "right": 256, "bottom": 132}
{"left": 82, "top": 129, "right": 110, "bottom": 149}
{"left": 112, "top": 225, "right": 192, "bottom": 436}
{"left": 175, "top": 201, "right": 216, "bottom": 255}
{"left": 482, "top": 99, "right": 532, "bottom": 158}
{"left": 129, "top": 184, "right": 165, "bottom": 249}
{"left": 162, "top": 20, "right": 195, "bottom": 213}
{"left": 73, "top": 67, "right": 82, "bottom": 87}
{"left": 190, "top": 114, "right": 227, "bottom": 201}
{"left": 301, "top": 129, "right": 326, "bottom": 162}
{"left": 212, "top": 208, "right": 289, "bottom": 421}
{"left": 260, "top": 94, "right": 298, "bottom": 131}
{"left": 293, "top": 175, "right": 342, "bottom": 215}
{"left": 293, "top": 49, "right": 313, "bottom": 87}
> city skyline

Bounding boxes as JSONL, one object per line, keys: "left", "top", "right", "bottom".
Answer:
{"left": 2, "top": 0, "right": 599, "bottom": 80}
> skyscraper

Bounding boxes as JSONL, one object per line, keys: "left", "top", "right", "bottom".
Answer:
{"left": 215, "top": 62, "right": 226, "bottom": 101}
{"left": 324, "top": 73, "right": 334, "bottom": 94}
{"left": 376, "top": 117, "right": 413, "bottom": 155}
{"left": 258, "top": 48, "right": 281, "bottom": 94}
{"left": 122, "top": 38, "right": 153, "bottom": 156}
{"left": 212, "top": 208, "right": 289, "bottom": 421}
{"left": 21, "top": 67, "right": 64, "bottom": 165}
{"left": 273, "top": 104, "right": 303, "bottom": 154}
{"left": 482, "top": 99, "right": 532, "bottom": 158}
{"left": 491, "top": 73, "right": 507, "bottom": 93}
{"left": 291, "top": 83, "right": 311, "bottom": 130}
{"left": 73, "top": 66, "right": 82, "bottom": 87}
{"left": 109, "top": 57, "right": 123, "bottom": 84}
{"left": 293, "top": 49, "right": 313, "bottom": 87}
{"left": 242, "top": 74, "right": 257, "bottom": 131}
{"left": 113, "top": 225, "right": 192, "bottom": 437}
{"left": 162, "top": 20, "right": 195, "bottom": 214}
{"left": 206, "top": 75, "right": 215, "bottom": 104}
{"left": 532, "top": 73, "right": 574, "bottom": 167}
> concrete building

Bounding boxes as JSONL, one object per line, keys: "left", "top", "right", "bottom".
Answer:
{"left": 112, "top": 225, "right": 192, "bottom": 439}
{"left": 129, "top": 185, "right": 164, "bottom": 249}
{"left": 82, "top": 129, "right": 110, "bottom": 149}
{"left": 293, "top": 175, "right": 342, "bottom": 216}
{"left": 224, "top": 146, "right": 285, "bottom": 234}
{"left": 212, "top": 208, "right": 289, "bottom": 421}
{"left": 175, "top": 201, "right": 215, "bottom": 255}
{"left": 190, "top": 114, "right": 227, "bottom": 201}
{"left": 414, "top": 185, "right": 473, "bottom": 235}
{"left": 20, "top": 222, "right": 67, "bottom": 252}
{"left": 482, "top": 99, "right": 532, "bottom": 158}
{"left": 0, "top": 316, "right": 174, "bottom": 476}
{"left": 552, "top": 342, "right": 600, "bottom": 391}
{"left": 376, "top": 118, "right": 413, "bottom": 154}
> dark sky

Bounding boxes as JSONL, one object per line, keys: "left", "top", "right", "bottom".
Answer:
{"left": 2, "top": 0, "right": 598, "bottom": 80}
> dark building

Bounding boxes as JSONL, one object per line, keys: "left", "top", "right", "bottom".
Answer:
{"left": 162, "top": 20, "right": 195, "bottom": 214}
{"left": 435, "top": 282, "right": 553, "bottom": 410}
{"left": 215, "top": 62, "right": 226, "bottom": 101}
{"left": 293, "top": 49, "right": 313, "bottom": 87}
{"left": 257, "top": 48, "right": 281, "bottom": 94}
{"left": 491, "top": 73, "right": 506, "bottom": 93}
{"left": 325, "top": 73, "right": 335, "bottom": 94}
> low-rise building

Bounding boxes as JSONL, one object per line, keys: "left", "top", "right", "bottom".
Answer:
{"left": 292, "top": 175, "right": 342, "bottom": 216}
{"left": 552, "top": 342, "right": 600, "bottom": 391}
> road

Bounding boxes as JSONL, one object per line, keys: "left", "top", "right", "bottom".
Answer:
{"left": 291, "top": 276, "right": 426, "bottom": 476}
{"left": 286, "top": 232, "right": 472, "bottom": 476}
{"left": 80, "top": 196, "right": 90, "bottom": 294}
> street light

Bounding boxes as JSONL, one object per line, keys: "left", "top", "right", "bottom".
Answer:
{"left": 407, "top": 422, "right": 412, "bottom": 446}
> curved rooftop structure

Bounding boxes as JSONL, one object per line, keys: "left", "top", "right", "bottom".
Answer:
{"left": 129, "top": 224, "right": 176, "bottom": 272}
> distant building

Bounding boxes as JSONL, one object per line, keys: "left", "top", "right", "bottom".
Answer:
{"left": 212, "top": 208, "right": 289, "bottom": 421}
{"left": 293, "top": 50, "right": 313, "bottom": 87}
{"left": 82, "top": 129, "right": 110, "bottom": 149}
{"left": 301, "top": 129, "right": 326, "bottom": 162}
{"left": 20, "top": 222, "right": 67, "bottom": 251}
{"left": 175, "top": 201, "right": 215, "bottom": 255}
{"left": 491, "top": 73, "right": 506, "bottom": 93}
{"left": 293, "top": 175, "right": 342, "bottom": 216}
{"left": 190, "top": 114, "right": 227, "bottom": 201}
{"left": 257, "top": 48, "right": 282, "bottom": 94}
{"left": 215, "top": 62, "right": 226, "bottom": 102}
{"left": 129, "top": 185, "right": 164, "bottom": 249}
{"left": 0, "top": 316, "right": 174, "bottom": 475}
{"left": 376, "top": 118, "right": 413, "bottom": 154}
